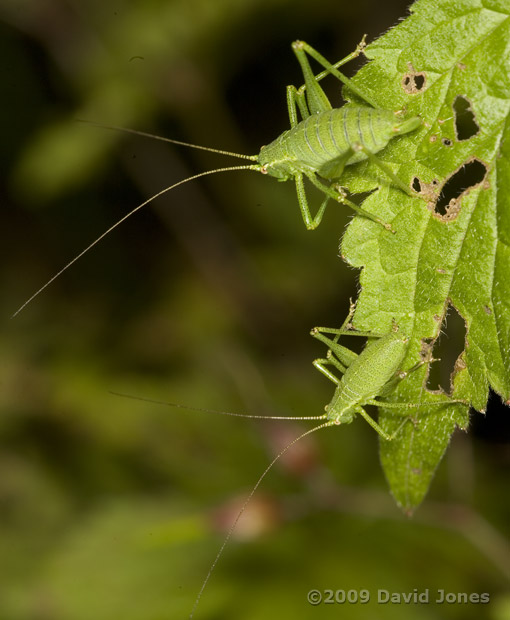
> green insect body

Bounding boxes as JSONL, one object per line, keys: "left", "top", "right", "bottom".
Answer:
{"left": 183, "top": 307, "right": 469, "bottom": 617}
{"left": 323, "top": 330, "right": 408, "bottom": 426}
{"left": 12, "top": 38, "right": 422, "bottom": 317}
{"left": 259, "top": 106, "right": 421, "bottom": 183}
{"left": 311, "top": 307, "right": 469, "bottom": 440}
{"left": 252, "top": 38, "right": 423, "bottom": 231}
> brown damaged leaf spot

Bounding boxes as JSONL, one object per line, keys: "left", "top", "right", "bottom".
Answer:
{"left": 453, "top": 355, "right": 467, "bottom": 373}
{"left": 402, "top": 64, "right": 427, "bottom": 94}
{"left": 413, "top": 177, "right": 440, "bottom": 203}
{"left": 439, "top": 197, "right": 462, "bottom": 220}
{"left": 432, "top": 158, "right": 488, "bottom": 221}
{"left": 419, "top": 338, "right": 436, "bottom": 364}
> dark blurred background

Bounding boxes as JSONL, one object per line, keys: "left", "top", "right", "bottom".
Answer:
{"left": 1, "top": 1, "right": 509, "bottom": 618}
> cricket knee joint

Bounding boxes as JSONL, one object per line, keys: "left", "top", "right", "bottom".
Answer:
{"left": 332, "top": 184, "right": 347, "bottom": 201}
{"left": 356, "top": 35, "right": 368, "bottom": 53}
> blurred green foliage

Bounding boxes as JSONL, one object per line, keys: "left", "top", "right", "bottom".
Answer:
{"left": 0, "top": 0, "right": 509, "bottom": 618}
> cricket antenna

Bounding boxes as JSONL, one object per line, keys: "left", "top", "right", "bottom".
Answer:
{"left": 189, "top": 420, "right": 333, "bottom": 619}
{"left": 11, "top": 164, "right": 260, "bottom": 318}
{"left": 108, "top": 390, "right": 333, "bottom": 616}
{"left": 109, "top": 391, "right": 327, "bottom": 422}
{"left": 78, "top": 120, "right": 259, "bottom": 162}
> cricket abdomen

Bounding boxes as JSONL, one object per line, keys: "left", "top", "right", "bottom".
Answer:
{"left": 325, "top": 332, "right": 408, "bottom": 424}
{"left": 258, "top": 106, "right": 398, "bottom": 180}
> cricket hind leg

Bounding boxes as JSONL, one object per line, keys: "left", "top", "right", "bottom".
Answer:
{"left": 311, "top": 305, "right": 383, "bottom": 378}
{"left": 362, "top": 396, "right": 469, "bottom": 441}
{"left": 292, "top": 38, "right": 378, "bottom": 109}
{"left": 291, "top": 42, "right": 332, "bottom": 115}
{"left": 367, "top": 398, "right": 469, "bottom": 411}
{"left": 354, "top": 398, "right": 467, "bottom": 441}
{"left": 311, "top": 329, "right": 371, "bottom": 378}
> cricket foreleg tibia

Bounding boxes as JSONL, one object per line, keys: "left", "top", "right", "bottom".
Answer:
{"left": 287, "top": 84, "right": 310, "bottom": 123}
{"left": 294, "top": 173, "right": 329, "bottom": 230}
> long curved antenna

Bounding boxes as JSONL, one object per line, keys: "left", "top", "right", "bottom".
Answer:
{"left": 109, "top": 391, "right": 327, "bottom": 422}
{"left": 12, "top": 165, "right": 260, "bottom": 318}
{"left": 78, "top": 120, "right": 259, "bottom": 161}
{"left": 189, "top": 420, "right": 333, "bottom": 619}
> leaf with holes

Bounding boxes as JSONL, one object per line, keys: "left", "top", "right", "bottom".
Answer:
{"left": 339, "top": 0, "right": 510, "bottom": 512}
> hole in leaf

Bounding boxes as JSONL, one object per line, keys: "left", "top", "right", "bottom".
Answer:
{"left": 471, "top": 390, "right": 510, "bottom": 441}
{"left": 427, "top": 304, "right": 467, "bottom": 394}
{"left": 402, "top": 72, "right": 426, "bottom": 94}
{"left": 414, "top": 74, "right": 425, "bottom": 90}
{"left": 442, "top": 138, "right": 452, "bottom": 146}
{"left": 453, "top": 95, "right": 479, "bottom": 140}
{"left": 435, "top": 159, "right": 487, "bottom": 217}
{"left": 412, "top": 177, "right": 421, "bottom": 192}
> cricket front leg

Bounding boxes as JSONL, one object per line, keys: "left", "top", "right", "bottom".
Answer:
{"left": 294, "top": 172, "right": 329, "bottom": 230}
{"left": 286, "top": 84, "right": 309, "bottom": 125}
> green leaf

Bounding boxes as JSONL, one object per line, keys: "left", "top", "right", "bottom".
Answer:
{"left": 340, "top": 0, "right": 510, "bottom": 512}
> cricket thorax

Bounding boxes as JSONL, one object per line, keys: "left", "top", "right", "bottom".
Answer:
{"left": 324, "top": 386, "right": 357, "bottom": 425}
{"left": 257, "top": 131, "right": 296, "bottom": 180}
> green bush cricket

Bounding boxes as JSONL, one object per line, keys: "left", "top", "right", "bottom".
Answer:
{"left": 118, "top": 302, "right": 467, "bottom": 618}
{"left": 13, "top": 38, "right": 422, "bottom": 317}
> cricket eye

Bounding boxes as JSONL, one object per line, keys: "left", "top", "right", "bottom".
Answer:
{"left": 261, "top": 166, "right": 268, "bottom": 175}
